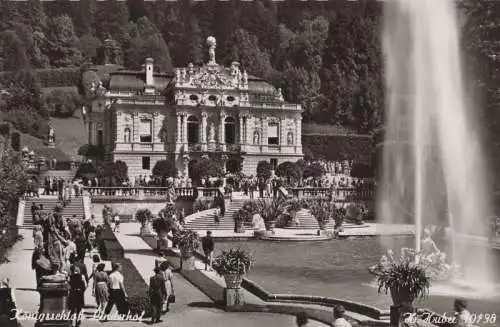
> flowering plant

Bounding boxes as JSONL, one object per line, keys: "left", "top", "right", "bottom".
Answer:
{"left": 213, "top": 248, "right": 254, "bottom": 276}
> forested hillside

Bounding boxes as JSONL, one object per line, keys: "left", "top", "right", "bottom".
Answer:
{"left": 0, "top": 0, "right": 498, "bottom": 150}
{"left": 0, "top": 0, "right": 384, "bottom": 140}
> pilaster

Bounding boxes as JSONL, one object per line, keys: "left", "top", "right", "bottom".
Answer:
{"left": 201, "top": 112, "right": 208, "bottom": 151}
{"left": 219, "top": 111, "right": 226, "bottom": 151}
{"left": 183, "top": 113, "right": 188, "bottom": 145}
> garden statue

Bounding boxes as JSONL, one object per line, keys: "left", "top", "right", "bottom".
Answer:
{"left": 252, "top": 214, "right": 265, "bottom": 231}
{"left": 287, "top": 132, "right": 293, "bottom": 145}
{"left": 48, "top": 126, "right": 55, "bottom": 143}
{"left": 166, "top": 179, "right": 177, "bottom": 203}
{"left": 207, "top": 36, "right": 216, "bottom": 64}
{"left": 253, "top": 131, "right": 260, "bottom": 145}
{"left": 277, "top": 88, "right": 284, "bottom": 102}
{"left": 421, "top": 227, "right": 440, "bottom": 256}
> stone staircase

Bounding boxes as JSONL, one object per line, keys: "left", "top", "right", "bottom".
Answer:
{"left": 184, "top": 197, "right": 248, "bottom": 231}
{"left": 284, "top": 209, "right": 335, "bottom": 230}
{"left": 22, "top": 196, "right": 85, "bottom": 229}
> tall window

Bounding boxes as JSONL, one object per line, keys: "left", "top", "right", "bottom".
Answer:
{"left": 97, "top": 130, "right": 103, "bottom": 146}
{"left": 142, "top": 156, "right": 150, "bottom": 170}
{"left": 224, "top": 117, "right": 236, "bottom": 144}
{"left": 267, "top": 121, "right": 279, "bottom": 145}
{"left": 187, "top": 116, "right": 199, "bottom": 144}
{"left": 140, "top": 119, "right": 152, "bottom": 143}
{"left": 124, "top": 128, "right": 131, "bottom": 143}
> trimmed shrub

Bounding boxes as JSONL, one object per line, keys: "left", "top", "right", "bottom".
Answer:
{"left": 152, "top": 159, "right": 177, "bottom": 178}
{"left": 256, "top": 160, "right": 272, "bottom": 179}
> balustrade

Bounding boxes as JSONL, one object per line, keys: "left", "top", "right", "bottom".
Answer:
{"left": 288, "top": 187, "right": 375, "bottom": 202}
{"left": 197, "top": 187, "right": 224, "bottom": 199}
{"left": 84, "top": 186, "right": 196, "bottom": 199}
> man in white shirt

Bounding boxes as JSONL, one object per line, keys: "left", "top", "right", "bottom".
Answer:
{"left": 103, "top": 263, "right": 128, "bottom": 319}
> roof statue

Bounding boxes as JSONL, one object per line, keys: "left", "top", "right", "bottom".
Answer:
{"left": 207, "top": 36, "right": 216, "bottom": 65}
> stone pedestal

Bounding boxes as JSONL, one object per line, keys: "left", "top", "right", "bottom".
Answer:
{"left": 157, "top": 235, "right": 171, "bottom": 253}
{"left": 181, "top": 256, "right": 196, "bottom": 271}
{"left": 36, "top": 275, "right": 71, "bottom": 327}
{"left": 224, "top": 288, "right": 244, "bottom": 310}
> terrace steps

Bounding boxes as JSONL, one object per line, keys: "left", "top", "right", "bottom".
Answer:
{"left": 22, "top": 196, "right": 85, "bottom": 228}
{"left": 184, "top": 198, "right": 248, "bottom": 230}
{"left": 284, "top": 209, "right": 335, "bottom": 230}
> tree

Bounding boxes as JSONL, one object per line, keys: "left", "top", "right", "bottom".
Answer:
{"left": 46, "top": 15, "right": 83, "bottom": 67}
{"left": 321, "top": 2, "right": 383, "bottom": 132}
{"left": 256, "top": 160, "right": 272, "bottom": 180}
{"left": 79, "top": 34, "right": 102, "bottom": 64}
{"left": 75, "top": 162, "right": 97, "bottom": 180}
{"left": 0, "top": 30, "right": 30, "bottom": 71}
{"left": 228, "top": 28, "right": 274, "bottom": 79}
{"left": 152, "top": 160, "right": 177, "bottom": 178}
{"left": 276, "top": 161, "right": 301, "bottom": 182}
{"left": 303, "top": 162, "right": 326, "bottom": 179}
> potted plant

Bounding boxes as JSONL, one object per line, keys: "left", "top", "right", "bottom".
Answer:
{"left": 213, "top": 248, "right": 254, "bottom": 289}
{"left": 257, "top": 198, "right": 285, "bottom": 234}
{"left": 286, "top": 198, "right": 302, "bottom": 227}
{"left": 232, "top": 209, "right": 248, "bottom": 233}
{"left": 377, "top": 248, "right": 430, "bottom": 307}
{"left": 135, "top": 209, "right": 153, "bottom": 236}
{"left": 309, "top": 200, "right": 334, "bottom": 234}
{"left": 173, "top": 229, "right": 200, "bottom": 270}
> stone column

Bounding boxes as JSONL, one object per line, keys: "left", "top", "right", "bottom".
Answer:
{"left": 280, "top": 117, "right": 286, "bottom": 146}
{"left": 239, "top": 116, "right": 244, "bottom": 145}
{"left": 201, "top": 112, "right": 207, "bottom": 151}
{"left": 132, "top": 112, "right": 139, "bottom": 143}
{"left": 260, "top": 117, "right": 265, "bottom": 145}
{"left": 219, "top": 112, "right": 226, "bottom": 151}
{"left": 176, "top": 113, "right": 182, "bottom": 152}
{"left": 183, "top": 113, "right": 188, "bottom": 145}
{"left": 296, "top": 116, "right": 302, "bottom": 146}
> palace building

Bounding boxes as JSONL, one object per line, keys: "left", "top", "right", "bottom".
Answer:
{"left": 86, "top": 37, "right": 303, "bottom": 179}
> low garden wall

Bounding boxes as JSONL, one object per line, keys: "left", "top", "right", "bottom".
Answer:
{"left": 91, "top": 199, "right": 194, "bottom": 222}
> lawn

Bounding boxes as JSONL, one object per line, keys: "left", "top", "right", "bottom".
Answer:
{"left": 214, "top": 237, "right": 500, "bottom": 323}
{"left": 49, "top": 113, "right": 87, "bottom": 159}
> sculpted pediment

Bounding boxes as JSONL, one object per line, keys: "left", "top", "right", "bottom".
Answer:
{"left": 176, "top": 62, "right": 248, "bottom": 91}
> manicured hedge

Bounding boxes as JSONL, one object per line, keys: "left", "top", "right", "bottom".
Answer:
{"left": 97, "top": 226, "right": 152, "bottom": 318}
{"left": 302, "top": 134, "right": 374, "bottom": 163}
{"left": 36, "top": 68, "right": 80, "bottom": 88}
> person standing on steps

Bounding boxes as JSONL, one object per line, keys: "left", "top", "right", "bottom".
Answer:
{"left": 202, "top": 231, "right": 214, "bottom": 271}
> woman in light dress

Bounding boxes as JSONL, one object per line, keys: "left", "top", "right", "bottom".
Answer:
{"left": 160, "top": 261, "right": 175, "bottom": 313}
{"left": 92, "top": 263, "right": 109, "bottom": 312}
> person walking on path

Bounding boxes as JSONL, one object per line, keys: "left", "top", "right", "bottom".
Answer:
{"left": 113, "top": 214, "right": 120, "bottom": 233}
{"left": 149, "top": 267, "right": 166, "bottom": 324}
{"left": 103, "top": 263, "right": 128, "bottom": 320}
{"left": 0, "top": 278, "right": 18, "bottom": 327}
{"left": 68, "top": 265, "right": 86, "bottom": 327}
{"left": 92, "top": 263, "right": 109, "bottom": 313}
{"left": 202, "top": 231, "right": 214, "bottom": 271}
{"left": 160, "top": 261, "right": 175, "bottom": 313}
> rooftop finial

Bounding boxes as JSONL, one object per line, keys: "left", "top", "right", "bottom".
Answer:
{"left": 207, "top": 36, "right": 216, "bottom": 65}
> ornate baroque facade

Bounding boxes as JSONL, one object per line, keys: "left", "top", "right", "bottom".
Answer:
{"left": 86, "top": 37, "right": 303, "bottom": 179}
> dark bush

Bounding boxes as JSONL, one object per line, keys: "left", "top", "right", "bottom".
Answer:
{"left": 256, "top": 160, "right": 272, "bottom": 179}
{"left": 152, "top": 159, "right": 177, "bottom": 178}
{"left": 78, "top": 144, "right": 105, "bottom": 158}
{"left": 75, "top": 162, "right": 98, "bottom": 180}
{"left": 41, "top": 88, "right": 83, "bottom": 117}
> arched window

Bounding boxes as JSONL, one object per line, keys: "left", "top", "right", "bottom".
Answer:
{"left": 124, "top": 128, "right": 131, "bottom": 143}
{"left": 187, "top": 115, "right": 199, "bottom": 144}
{"left": 287, "top": 131, "right": 294, "bottom": 145}
{"left": 224, "top": 117, "right": 236, "bottom": 144}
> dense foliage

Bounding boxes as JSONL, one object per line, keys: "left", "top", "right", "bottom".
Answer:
{"left": 152, "top": 159, "right": 177, "bottom": 178}
{"left": 0, "top": 0, "right": 385, "bottom": 139}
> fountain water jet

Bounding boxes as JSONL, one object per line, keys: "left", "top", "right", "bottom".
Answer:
{"left": 378, "top": 0, "right": 495, "bottom": 292}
